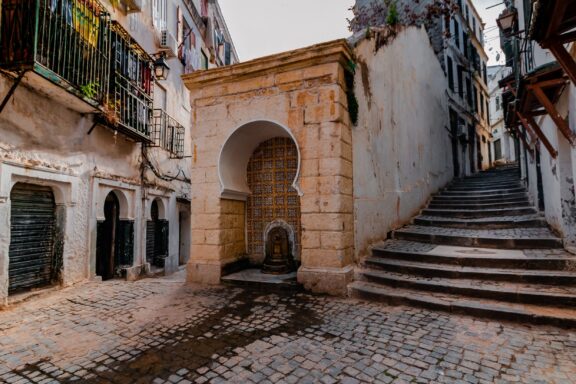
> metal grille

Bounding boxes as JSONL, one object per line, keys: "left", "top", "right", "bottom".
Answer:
{"left": 9, "top": 183, "right": 56, "bottom": 294}
{"left": 0, "top": 0, "right": 112, "bottom": 103}
{"left": 151, "top": 109, "right": 185, "bottom": 158}
{"left": 247, "top": 138, "right": 300, "bottom": 260}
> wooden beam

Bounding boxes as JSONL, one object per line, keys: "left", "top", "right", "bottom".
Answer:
{"left": 547, "top": 30, "right": 576, "bottom": 46}
{"left": 519, "top": 112, "right": 559, "bottom": 158}
{"left": 529, "top": 78, "right": 568, "bottom": 89}
{"left": 546, "top": 1, "right": 569, "bottom": 40}
{"left": 517, "top": 112, "right": 538, "bottom": 143}
{"left": 526, "top": 109, "right": 547, "bottom": 117}
{"left": 548, "top": 42, "right": 576, "bottom": 86}
{"left": 528, "top": 84, "right": 576, "bottom": 145}
{"left": 513, "top": 125, "right": 535, "bottom": 160}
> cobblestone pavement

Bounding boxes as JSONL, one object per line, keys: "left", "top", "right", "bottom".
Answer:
{"left": 1, "top": 271, "right": 575, "bottom": 384}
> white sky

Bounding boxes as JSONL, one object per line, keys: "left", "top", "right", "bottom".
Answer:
{"left": 219, "top": 0, "right": 504, "bottom": 65}
{"left": 219, "top": 0, "right": 355, "bottom": 62}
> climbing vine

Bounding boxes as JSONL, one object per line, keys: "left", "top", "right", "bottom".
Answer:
{"left": 345, "top": 60, "right": 359, "bottom": 126}
{"left": 348, "top": 0, "right": 459, "bottom": 37}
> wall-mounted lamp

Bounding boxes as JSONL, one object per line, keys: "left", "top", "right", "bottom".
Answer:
{"left": 153, "top": 53, "right": 170, "bottom": 80}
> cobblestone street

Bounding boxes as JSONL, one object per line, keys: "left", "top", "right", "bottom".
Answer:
{"left": 0, "top": 271, "right": 574, "bottom": 384}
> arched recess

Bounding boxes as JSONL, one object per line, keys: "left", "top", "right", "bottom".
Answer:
{"left": 97, "top": 188, "right": 131, "bottom": 221}
{"left": 145, "top": 197, "right": 167, "bottom": 220}
{"left": 218, "top": 120, "right": 302, "bottom": 200}
{"left": 246, "top": 137, "right": 301, "bottom": 265}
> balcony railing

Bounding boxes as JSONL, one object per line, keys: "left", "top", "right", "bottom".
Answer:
{"left": 0, "top": 1, "right": 155, "bottom": 142}
{"left": 107, "top": 22, "right": 154, "bottom": 141}
{"left": 0, "top": 0, "right": 111, "bottom": 104}
{"left": 151, "top": 109, "right": 185, "bottom": 158}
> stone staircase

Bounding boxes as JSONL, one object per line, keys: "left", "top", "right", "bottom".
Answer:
{"left": 350, "top": 165, "right": 576, "bottom": 327}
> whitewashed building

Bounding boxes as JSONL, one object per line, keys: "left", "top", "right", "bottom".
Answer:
{"left": 487, "top": 64, "right": 516, "bottom": 163}
{"left": 0, "top": 0, "right": 237, "bottom": 305}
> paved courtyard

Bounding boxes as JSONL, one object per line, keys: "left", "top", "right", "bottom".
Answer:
{"left": 0, "top": 271, "right": 575, "bottom": 384}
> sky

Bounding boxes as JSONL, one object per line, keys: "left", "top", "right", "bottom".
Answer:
{"left": 219, "top": 0, "right": 505, "bottom": 65}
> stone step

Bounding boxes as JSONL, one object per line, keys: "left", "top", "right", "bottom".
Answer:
{"left": 450, "top": 181, "right": 522, "bottom": 188}
{"left": 413, "top": 215, "right": 547, "bottom": 229}
{"left": 431, "top": 194, "right": 530, "bottom": 204}
{"left": 372, "top": 242, "right": 576, "bottom": 270}
{"left": 445, "top": 186, "right": 526, "bottom": 193}
{"left": 364, "top": 257, "right": 576, "bottom": 284}
{"left": 349, "top": 281, "right": 576, "bottom": 328}
{"left": 358, "top": 270, "right": 576, "bottom": 306}
{"left": 392, "top": 225, "right": 563, "bottom": 249}
{"left": 428, "top": 201, "right": 531, "bottom": 210}
{"left": 422, "top": 207, "right": 538, "bottom": 218}
{"left": 433, "top": 192, "right": 529, "bottom": 201}
{"left": 441, "top": 187, "right": 526, "bottom": 195}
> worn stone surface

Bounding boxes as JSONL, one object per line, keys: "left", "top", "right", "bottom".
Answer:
{"left": 0, "top": 272, "right": 575, "bottom": 383}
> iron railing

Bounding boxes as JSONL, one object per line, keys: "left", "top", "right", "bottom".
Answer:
{"left": 0, "top": 2, "right": 154, "bottom": 141}
{"left": 151, "top": 109, "right": 185, "bottom": 158}
{"left": 0, "top": 0, "right": 111, "bottom": 104}
{"left": 108, "top": 22, "right": 154, "bottom": 139}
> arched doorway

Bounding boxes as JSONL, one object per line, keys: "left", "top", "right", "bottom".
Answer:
{"left": 97, "top": 192, "right": 120, "bottom": 280}
{"left": 146, "top": 199, "right": 169, "bottom": 268}
{"left": 9, "top": 183, "right": 58, "bottom": 293}
{"left": 246, "top": 137, "right": 301, "bottom": 267}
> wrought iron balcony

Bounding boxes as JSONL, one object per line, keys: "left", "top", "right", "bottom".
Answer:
{"left": 151, "top": 109, "right": 185, "bottom": 158}
{"left": 105, "top": 22, "right": 154, "bottom": 142}
{"left": 0, "top": 2, "right": 154, "bottom": 142}
{"left": 0, "top": 0, "right": 112, "bottom": 106}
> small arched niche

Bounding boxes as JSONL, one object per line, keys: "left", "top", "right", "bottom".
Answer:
{"left": 218, "top": 120, "right": 302, "bottom": 201}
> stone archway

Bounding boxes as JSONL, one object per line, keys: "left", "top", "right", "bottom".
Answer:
{"left": 183, "top": 40, "right": 355, "bottom": 295}
{"left": 95, "top": 190, "right": 134, "bottom": 280}
{"left": 218, "top": 120, "right": 302, "bottom": 200}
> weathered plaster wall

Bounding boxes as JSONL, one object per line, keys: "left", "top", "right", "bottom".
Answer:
{"left": 527, "top": 86, "right": 576, "bottom": 248}
{"left": 352, "top": 26, "right": 453, "bottom": 259}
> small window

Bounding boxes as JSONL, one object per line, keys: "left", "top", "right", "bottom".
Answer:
{"left": 496, "top": 96, "right": 500, "bottom": 111}
{"left": 454, "top": 20, "right": 460, "bottom": 49}
{"left": 153, "top": 0, "right": 167, "bottom": 31}
{"left": 447, "top": 56, "right": 454, "bottom": 91}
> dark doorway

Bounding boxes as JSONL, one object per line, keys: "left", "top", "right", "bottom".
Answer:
{"left": 97, "top": 192, "right": 119, "bottom": 280}
{"left": 476, "top": 135, "right": 483, "bottom": 171}
{"left": 494, "top": 139, "right": 502, "bottom": 160}
{"left": 146, "top": 200, "right": 169, "bottom": 268}
{"left": 9, "top": 183, "right": 58, "bottom": 294}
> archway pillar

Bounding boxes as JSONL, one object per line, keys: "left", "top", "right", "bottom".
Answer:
{"left": 184, "top": 40, "right": 355, "bottom": 295}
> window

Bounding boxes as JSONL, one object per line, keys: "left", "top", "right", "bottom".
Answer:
{"left": 474, "top": 86, "right": 479, "bottom": 113}
{"left": 480, "top": 93, "right": 484, "bottom": 118}
{"left": 454, "top": 19, "right": 460, "bottom": 50}
{"left": 201, "top": 50, "right": 208, "bottom": 70}
{"left": 466, "top": 77, "right": 472, "bottom": 107}
{"left": 472, "top": 18, "right": 476, "bottom": 38}
{"left": 496, "top": 96, "right": 500, "bottom": 111}
{"left": 457, "top": 65, "right": 464, "bottom": 97}
{"left": 447, "top": 56, "right": 454, "bottom": 91}
{"left": 153, "top": 0, "right": 167, "bottom": 31}
{"left": 201, "top": 0, "right": 208, "bottom": 17}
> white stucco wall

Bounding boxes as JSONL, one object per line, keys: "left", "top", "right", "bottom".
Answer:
{"left": 352, "top": 26, "right": 453, "bottom": 259}
{"left": 526, "top": 87, "right": 576, "bottom": 247}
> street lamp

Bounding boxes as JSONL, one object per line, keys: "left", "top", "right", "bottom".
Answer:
{"left": 154, "top": 54, "right": 170, "bottom": 80}
{"left": 497, "top": 8, "right": 517, "bottom": 32}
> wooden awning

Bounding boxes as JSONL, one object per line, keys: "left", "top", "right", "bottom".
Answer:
{"left": 530, "top": 0, "right": 576, "bottom": 85}
{"left": 514, "top": 62, "right": 573, "bottom": 156}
